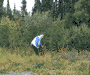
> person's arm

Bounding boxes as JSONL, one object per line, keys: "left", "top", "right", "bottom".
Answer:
{"left": 31, "top": 43, "right": 32, "bottom": 46}
{"left": 38, "top": 43, "right": 42, "bottom": 47}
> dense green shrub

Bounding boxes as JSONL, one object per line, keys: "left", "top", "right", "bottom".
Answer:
{"left": 63, "top": 23, "right": 90, "bottom": 52}
{"left": 0, "top": 6, "right": 90, "bottom": 54}
{"left": 0, "top": 16, "right": 26, "bottom": 49}
{"left": 38, "top": 18, "right": 68, "bottom": 51}
{"left": 0, "top": 16, "right": 15, "bottom": 48}
{"left": 8, "top": 30, "right": 29, "bottom": 50}
{"left": 24, "top": 10, "right": 51, "bottom": 27}
{"left": 73, "top": 0, "right": 90, "bottom": 28}
{"left": 61, "top": 0, "right": 90, "bottom": 30}
{"left": 21, "top": 10, "right": 54, "bottom": 49}
{"left": 0, "top": 24, "right": 10, "bottom": 48}
{"left": 62, "top": 13, "right": 75, "bottom": 30}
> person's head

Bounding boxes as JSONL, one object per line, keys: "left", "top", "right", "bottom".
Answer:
{"left": 39, "top": 34, "right": 44, "bottom": 39}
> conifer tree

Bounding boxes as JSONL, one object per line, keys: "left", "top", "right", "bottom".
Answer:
{"left": 13, "top": 3, "right": 17, "bottom": 19}
{"left": 56, "top": 0, "right": 63, "bottom": 20}
{"left": 47, "top": 0, "right": 58, "bottom": 21}
{"left": 21, "top": 0, "right": 28, "bottom": 20}
{"left": 13, "top": 3, "right": 16, "bottom": 15}
{"left": 48, "top": 0, "right": 66, "bottom": 21}
{"left": 50, "top": 0, "right": 53, "bottom": 10}
{"left": 32, "top": 0, "right": 42, "bottom": 16}
{"left": 51, "top": 1, "right": 57, "bottom": 21}
{"left": 64, "top": 0, "right": 79, "bottom": 14}
{"left": 0, "top": 0, "right": 3, "bottom": 7}
{"left": 32, "top": 0, "right": 53, "bottom": 17}
{"left": 0, "top": 0, "right": 4, "bottom": 18}
{"left": 2, "top": 6, "right": 7, "bottom": 17}
{"left": 41, "top": 0, "right": 52, "bottom": 12}
{"left": 13, "top": 3, "right": 21, "bottom": 21}
{"left": 7, "top": 0, "right": 13, "bottom": 20}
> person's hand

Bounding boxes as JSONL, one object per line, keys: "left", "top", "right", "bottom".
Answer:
{"left": 42, "top": 45, "right": 44, "bottom": 48}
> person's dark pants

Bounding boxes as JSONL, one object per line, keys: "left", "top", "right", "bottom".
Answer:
{"left": 31, "top": 45, "right": 39, "bottom": 56}
{"left": 31, "top": 45, "right": 43, "bottom": 56}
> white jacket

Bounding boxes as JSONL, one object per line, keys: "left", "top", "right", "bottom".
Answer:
{"left": 31, "top": 34, "right": 44, "bottom": 49}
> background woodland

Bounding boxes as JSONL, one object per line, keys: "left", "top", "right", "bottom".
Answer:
{"left": 0, "top": 0, "right": 90, "bottom": 53}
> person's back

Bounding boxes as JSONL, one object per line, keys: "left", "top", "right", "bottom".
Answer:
{"left": 30, "top": 34, "right": 44, "bottom": 56}
{"left": 31, "top": 36, "right": 39, "bottom": 48}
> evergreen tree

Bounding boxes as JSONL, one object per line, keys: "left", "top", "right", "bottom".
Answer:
{"left": 32, "top": 0, "right": 53, "bottom": 17}
{"left": 7, "top": 0, "right": 13, "bottom": 20}
{"left": 41, "top": 0, "right": 52, "bottom": 12}
{"left": 21, "top": 0, "right": 28, "bottom": 20}
{"left": 16, "top": 10, "right": 22, "bottom": 19}
{"left": 62, "top": 0, "right": 90, "bottom": 29}
{"left": 3, "top": 6, "right": 7, "bottom": 14}
{"left": 72, "top": 0, "right": 79, "bottom": 4}
{"left": 64, "top": 0, "right": 79, "bottom": 14}
{"left": 62, "top": 0, "right": 66, "bottom": 18}
{"left": 0, "top": 0, "right": 4, "bottom": 18}
{"left": 32, "top": 0, "right": 42, "bottom": 16}
{"left": 51, "top": 2, "right": 56, "bottom": 21}
{"left": 0, "top": 0, "right": 4, "bottom": 7}
{"left": 57, "top": 0, "right": 63, "bottom": 20}
{"left": 55, "top": 0, "right": 65, "bottom": 20}
{"left": 50, "top": 0, "right": 53, "bottom": 10}
{"left": 52, "top": 0, "right": 79, "bottom": 21}
{"left": 55, "top": 0, "right": 58, "bottom": 17}
{"left": 13, "top": 3, "right": 17, "bottom": 19}
{"left": 47, "top": 0, "right": 59, "bottom": 21}
{"left": 13, "top": 3, "right": 17, "bottom": 15}
{"left": 13, "top": 3, "right": 21, "bottom": 20}
{"left": 2, "top": 6, "right": 7, "bottom": 17}
{"left": 48, "top": 0, "right": 65, "bottom": 21}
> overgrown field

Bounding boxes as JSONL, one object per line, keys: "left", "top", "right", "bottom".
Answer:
{"left": 0, "top": 10, "right": 90, "bottom": 75}
{"left": 0, "top": 43, "right": 90, "bottom": 75}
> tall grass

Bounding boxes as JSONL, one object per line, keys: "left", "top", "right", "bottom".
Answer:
{"left": 0, "top": 43, "right": 90, "bottom": 75}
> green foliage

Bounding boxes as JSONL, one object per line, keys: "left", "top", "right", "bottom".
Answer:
{"left": 73, "top": 0, "right": 90, "bottom": 28}
{"left": 13, "top": 3, "right": 22, "bottom": 21}
{"left": 21, "top": 0, "right": 28, "bottom": 20}
{"left": 30, "top": 10, "right": 51, "bottom": 26}
{"left": 41, "top": 0, "right": 51, "bottom": 12}
{"left": 73, "top": 8, "right": 89, "bottom": 27}
{"left": 0, "top": 7, "right": 3, "bottom": 18}
{"left": 62, "top": 13, "right": 75, "bottom": 30}
{"left": 24, "top": 11, "right": 63, "bottom": 51}
{"left": 62, "top": 0, "right": 90, "bottom": 29}
{"left": 6, "top": 0, "right": 13, "bottom": 20}
{"left": 64, "top": 23, "right": 90, "bottom": 52}
{"left": 0, "top": 16, "right": 20, "bottom": 48}
{"left": 9, "top": 30, "right": 28, "bottom": 50}
{"left": 0, "top": 0, "right": 90, "bottom": 54}
{"left": 24, "top": 15, "right": 32, "bottom": 25}
{"left": 32, "top": 0, "right": 42, "bottom": 16}
{"left": 0, "top": 24, "right": 10, "bottom": 48}
{"left": 0, "top": 16, "right": 18, "bottom": 32}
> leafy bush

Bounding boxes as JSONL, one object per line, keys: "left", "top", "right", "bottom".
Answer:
{"left": 0, "top": 24, "right": 10, "bottom": 48}
{"left": 0, "top": 16, "right": 27, "bottom": 49}
{"left": 63, "top": 23, "right": 90, "bottom": 52}
{"left": 38, "top": 17, "right": 69, "bottom": 51}
{"left": 74, "top": 0, "right": 90, "bottom": 28}
{"left": 62, "top": 0, "right": 90, "bottom": 30}
{"left": 0, "top": 16, "right": 15, "bottom": 48}
{"left": 62, "top": 13, "right": 75, "bottom": 30}
{"left": 0, "top": 6, "right": 90, "bottom": 54}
